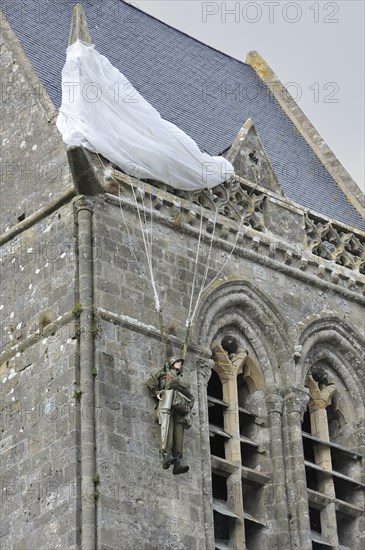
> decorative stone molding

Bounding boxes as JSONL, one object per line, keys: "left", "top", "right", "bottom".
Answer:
{"left": 103, "top": 171, "right": 365, "bottom": 300}
{"left": 353, "top": 420, "right": 365, "bottom": 449}
{"left": 197, "top": 358, "right": 215, "bottom": 386}
{"left": 226, "top": 118, "right": 283, "bottom": 196}
{"left": 174, "top": 179, "right": 267, "bottom": 233}
{"left": 242, "top": 356, "right": 265, "bottom": 393}
{"left": 305, "top": 213, "right": 365, "bottom": 274}
{"left": 246, "top": 50, "right": 365, "bottom": 219}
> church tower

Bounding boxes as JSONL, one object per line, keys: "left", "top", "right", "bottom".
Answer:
{"left": 1, "top": 3, "right": 364, "bottom": 549}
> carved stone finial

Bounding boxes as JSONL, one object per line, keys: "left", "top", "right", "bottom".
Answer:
{"left": 226, "top": 118, "right": 283, "bottom": 195}
{"left": 68, "top": 4, "right": 92, "bottom": 46}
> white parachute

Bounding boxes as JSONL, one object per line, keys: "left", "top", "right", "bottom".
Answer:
{"left": 57, "top": 39, "right": 240, "bottom": 357}
{"left": 57, "top": 40, "right": 234, "bottom": 190}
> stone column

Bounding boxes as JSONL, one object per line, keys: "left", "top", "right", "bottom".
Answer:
{"left": 197, "top": 357, "right": 216, "bottom": 550}
{"left": 73, "top": 196, "right": 96, "bottom": 550}
{"left": 306, "top": 376, "right": 339, "bottom": 548}
{"left": 211, "top": 342, "right": 247, "bottom": 550}
{"left": 283, "top": 387, "right": 311, "bottom": 550}
{"left": 265, "top": 387, "right": 290, "bottom": 549}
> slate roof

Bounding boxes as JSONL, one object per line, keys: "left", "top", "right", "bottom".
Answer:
{"left": 2, "top": 0, "right": 364, "bottom": 230}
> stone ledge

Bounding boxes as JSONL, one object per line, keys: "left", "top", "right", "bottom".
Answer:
{"left": 0, "top": 311, "right": 75, "bottom": 364}
{"left": 102, "top": 189, "right": 365, "bottom": 303}
{"left": 97, "top": 307, "right": 212, "bottom": 359}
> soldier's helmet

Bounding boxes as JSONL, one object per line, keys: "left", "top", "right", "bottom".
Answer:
{"left": 167, "top": 356, "right": 184, "bottom": 369}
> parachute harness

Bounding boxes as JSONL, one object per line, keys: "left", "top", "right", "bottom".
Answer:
{"left": 98, "top": 156, "right": 244, "bottom": 360}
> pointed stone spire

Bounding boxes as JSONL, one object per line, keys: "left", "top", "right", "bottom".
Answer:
{"left": 68, "top": 3, "right": 92, "bottom": 46}
{"left": 65, "top": 5, "right": 102, "bottom": 195}
{"left": 227, "top": 118, "right": 283, "bottom": 195}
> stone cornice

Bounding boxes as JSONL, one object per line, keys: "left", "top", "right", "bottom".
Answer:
{"left": 102, "top": 176, "right": 365, "bottom": 303}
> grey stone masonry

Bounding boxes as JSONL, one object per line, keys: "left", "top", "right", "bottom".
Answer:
{"left": 0, "top": 14, "right": 72, "bottom": 235}
{"left": 0, "top": 3, "right": 364, "bottom": 546}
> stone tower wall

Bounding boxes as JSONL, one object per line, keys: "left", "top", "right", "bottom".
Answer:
{"left": 0, "top": 12, "right": 364, "bottom": 548}
{"left": 0, "top": 204, "right": 79, "bottom": 549}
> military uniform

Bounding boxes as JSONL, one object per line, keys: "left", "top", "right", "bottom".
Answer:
{"left": 146, "top": 357, "right": 194, "bottom": 474}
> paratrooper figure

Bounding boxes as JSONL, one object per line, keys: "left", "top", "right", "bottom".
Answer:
{"left": 146, "top": 356, "right": 194, "bottom": 475}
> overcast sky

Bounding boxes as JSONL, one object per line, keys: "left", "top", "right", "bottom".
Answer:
{"left": 134, "top": 0, "right": 364, "bottom": 193}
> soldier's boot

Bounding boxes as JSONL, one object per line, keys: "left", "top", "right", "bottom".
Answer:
{"left": 162, "top": 451, "right": 177, "bottom": 470}
{"left": 172, "top": 454, "right": 189, "bottom": 475}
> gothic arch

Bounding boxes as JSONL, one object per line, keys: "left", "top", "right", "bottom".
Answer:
{"left": 297, "top": 316, "right": 365, "bottom": 417}
{"left": 195, "top": 278, "right": 292, "bottom": 386}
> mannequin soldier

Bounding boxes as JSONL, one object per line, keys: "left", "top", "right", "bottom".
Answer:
{"left": 146, "top": 356, "right": 194, "bottom": 475}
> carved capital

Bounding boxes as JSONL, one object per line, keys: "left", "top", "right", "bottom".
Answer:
{"left": 284, "top": 387, "right": 309, "bottom": 415}
{"left": 230, "top": 350, "right": 248, "bottom": 373}
{"left": 306, "top": 375, "right": 336, "bottom": 411}
{"left": 73, "top": 195, "right": 94, "bottom": 214}
{"left": 265, "top": 386, "right": 284, "bottom": 414}
{"left": 210, "top": 341, "right": 240, "bottom": 382}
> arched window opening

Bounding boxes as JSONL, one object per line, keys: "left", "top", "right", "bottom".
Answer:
{"left": 237, "top": 376, "right": 260, "bottom": 466}
{"left": 208, "top": 336, "right": 269, "bottom": 549}
{"left": 208, "top": 369, "right": 224, "bottom": 401}
{"left": 238, "top": 375, "right": 267, "bottom": 548}
{"left": 212, "top": 472, "right": 238, "bottom": 550}
{"left": 208, "top": 369, "right": 228, "bottom": 460}
{"left": 303, "top": 368, "right": 364, "bottom": 550}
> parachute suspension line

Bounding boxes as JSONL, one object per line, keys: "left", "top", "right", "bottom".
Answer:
{"left": 133, "top": 187, "right": 169, "bottom": 361}
{"left": 137, "top": 185, "right": 153, "bottom": 258}
{"left": 97, "top": 153, "right": 148, "bottom": 281}
{"left": 129, "top": 182, "right": 161, "bottom": 314}
{"left": 116, "top": 185, "right": 150, "bottom": 282}
{"left": 96, "top": 155, "right": 167, "bottom": 356}
{"left": 148, "top": 192, "right": 154, "bottom": 261}
{"left": 182, "top": 192, "right": 219, "bottom": 357}
{"left": 191, "top": 192, "right": 219, "bottom": 314}
{"left": 97, "top": 153, "right": 160, "bottom": 313}
{"left": 194, "top": 212, "right": 245, "bottom": 302}
{"left": 158, "top": 309, "right": 168, "bottom": 361}
{"left": 184, "top": 184, "right": 252, "bottom": 350}
{"left": 133, "top": 186, "right": 167, "bottom": 360}
{"left": 202, "top": 184, "right": 259, "bottom": 293}
{"left": 181, "top": 323, "right": 191, "bottom": 360}
{"left": 182, "top": 193, "right": 218, "bottom": 356}
{"left": 185, "top": 205, "right": 204, "bottom": 329}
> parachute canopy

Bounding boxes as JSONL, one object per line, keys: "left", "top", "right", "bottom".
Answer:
{"left": 57, "top": 41, "right": 234, "bottom": 190}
